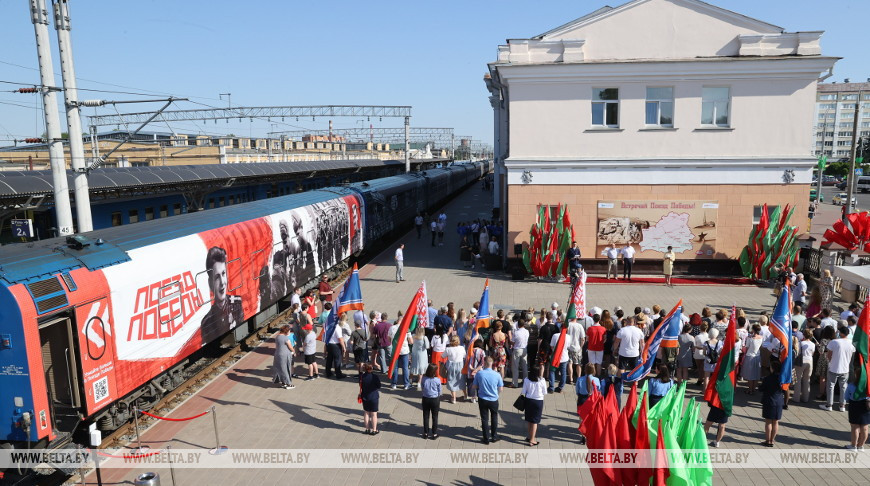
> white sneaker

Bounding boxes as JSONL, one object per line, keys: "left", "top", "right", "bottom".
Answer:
{"left": 709, "top": 441, "right": 719, "bottom": 448}
{"left": 859, "top": 446, "right": 865, "bottom": 452}
{"left": 846, "top": 444, "right": 857, "bottom": 450}
{"left": 819, "top": 404, "right": 832, "bottom": 411}
{"left": 391, "top": 385, "right": 397, "bottom": 390}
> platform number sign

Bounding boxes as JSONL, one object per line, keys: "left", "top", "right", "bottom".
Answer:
{"left": 11, "top": 219, "right": 34, "bottom": 238}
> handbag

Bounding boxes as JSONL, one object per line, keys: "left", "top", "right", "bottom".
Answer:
{"left": 513, "top": 394, "right": 527, "bottom": 412}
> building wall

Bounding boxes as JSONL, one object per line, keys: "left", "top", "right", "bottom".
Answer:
{"left": 506, "top": 182, "right": 808, "bottom": 259}
{"left": 505, "top": 60, "right": 820, "bottom": 160}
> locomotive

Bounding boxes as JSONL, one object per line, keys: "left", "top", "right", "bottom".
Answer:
{"left": 0, "top": 160, "right": 491, "bottom": 454}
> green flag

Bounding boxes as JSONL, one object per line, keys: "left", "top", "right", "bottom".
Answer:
{"left": 661, "top": 415, "right": 691, "bottom": 486}
{"left": 817, "top": 154, "right": 827, "bottom": 170}
{"left": 689, "top": 413, "right": 714, "bottom": 486}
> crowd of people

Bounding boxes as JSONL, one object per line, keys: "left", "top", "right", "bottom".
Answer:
{"left": 272, "top": 274, "right": 870, "bottom": 449}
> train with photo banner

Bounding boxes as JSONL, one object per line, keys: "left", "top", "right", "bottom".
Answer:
{"left": 0, "top": 160, "right": 491, "bottom": 455}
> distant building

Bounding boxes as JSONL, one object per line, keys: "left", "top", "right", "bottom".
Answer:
{"left": 814, "top": 80, "right": 870, "bottom": 159}
{"left": 485, "top": 0, "right": 837, "bottom": 265}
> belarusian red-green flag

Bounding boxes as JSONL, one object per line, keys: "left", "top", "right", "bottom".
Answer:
{"left": 703, "top": 305, "right": 739, "bottom": 415}
{"left": 852, "top": 297, "right": 870, "bottom": 401}
{"left": 387, "top": 281, "right": 427, "bottom": 377}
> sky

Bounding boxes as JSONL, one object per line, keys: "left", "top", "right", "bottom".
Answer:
{"left": 0, "top": 0, "right": 868, "bottom": 148}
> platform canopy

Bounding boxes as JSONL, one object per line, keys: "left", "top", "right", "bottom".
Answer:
{"left": 833, "top": 264, "right": 870, "bottom": 289}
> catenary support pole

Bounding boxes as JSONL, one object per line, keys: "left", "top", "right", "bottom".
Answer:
{"left": 30, "top": 0, "right": 74, "bottom": 235}
{"left": 53, "top": 0, "right": 92, "bottom": 232}
{"left": 404, "top": 116, "right": 410, "bottom": 173}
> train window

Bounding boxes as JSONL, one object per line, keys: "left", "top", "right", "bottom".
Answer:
{"left": 208, "top": 199, "right": 215, "bottom": 209}
{"left": 145, "top": 208, "right": 154, "bottom": 221}
{"left": 160, "top": 205, "right": 168, "bottom": 218}
{"left": 194, "top": 270, "right": 213, "bottom": 307}
{"left": 158, "top": 280, "right": 182, "bottom": 327}
{"left": 173, "top": 203, "right": 181, "bottom": 215}
{"left": 219, "top": 197, "right": 225, "bottom": 207}
{"left": 229, "top": 195, "right": 235, "bottom": 205}
{"left": 111, "top": 212, "right": 122, "bottom": 226}
{"left": 227, "top": 257, "right": 242, "bottom": 292}
{"left": 251, "top": 248, "right": 267, "bottom": 280}
{"left": 129, "top": 209, "right": 139, "bottom": 224}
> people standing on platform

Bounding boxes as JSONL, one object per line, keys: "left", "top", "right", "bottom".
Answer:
{"left": 704, "top": 400, "right": 729, "bottom": 448}
{"left": 460, "top": 236, "right": 473, "bottom": 268}
{"left": 410, "top": 326, "right": 430, "bottom": 386}
{"left": 620, "top": 243, "right": 636, "bottom": 281}
{"left": 273, "top": 325, "right": 296, "bottom": 389}
{"left": 374, "top": 313, "right": 392, "bottom": 374}
{"left": 317, "top": 302, "right": 332, "bottom": 333}
{"left": 430, "top": 219, "right": 437, "bottom": 247}
{"left": 487, "top": 236, "right": 500, "bottom": 256}
{"left": 815, "top": 325, "right": 836, "bottom": 400}
{"left": 648, "top": 365, "right": 674, "bottom": 408}
{"left": 523, "top": 365, "right": 547, "bottom": 446}
{"left": 456, "top": 309, "right": 470, "bottom": 345}
{"left": 389, "top": 317, "right": 414, "bottom": 390}
{"left": 511, "top": 319, "right": 530, "bottom": 388}
{"left": 466, "top": 340, "right": 487, "bottom": 403}
{"left": 395, "top": 244, "right": 405, "bottom": 283}
{"left": 702, "top": 328, "right": 721, "bottom": 390}
{"left": 567, "top": 241, "right": 582, "bottom": 286}
{"left": 820, "top": 326, "right": 855, "bottom": 412}
{"left": 614, "top": 316, "right": 644, "bottom": 375}
{"left": 471, "top": 220, "right": 480, "bottom": 248}
{"left": 693, "top": 322, "right": 710, "bottom": 386}
{"left": 420, "top": 363, "right": 442, "bottom": 439}
{"left": 431, "top": 324, "right": 449, "bottom": 385}
{"left": 302, "top": 323, "right": 318, "bottom": 380}
{"left": 479, "top": 225, "right": 489, "bottom": 258}
{"left": 415, "top": 213, "right": 424, "bottom": 239}
{"left": 350, "top": 314, "right": 369, "bottom": 375}
{"left": 663, "top": 246, "right": 676, "bottom": 287}
{"left": 291, "top": 287, "right": 302, "bottom": 308}
{"left": 761, "top": 360, "right": 785, "bottom": 447}
{"left": 742, "top": 324, "right": 763, "bottom": 394}
{"left": 605, "top": 246, "right": 619, "bottom": 280}
{"left": 820, "top": 269, "right": 835, "bottom": 312}
{"left": 586, "top": 317, "right": 606, "bottom": 376}
{"left": 847, "top": 370, "right": 870, "bottom": 450}
{"left": 324, "top": 313, "right": 347, "bottom": 380}
{"left": 490, "top": 321, "right": 508, "bottom": 379}
{"left": 566, "top": 316, "right": 586, "bottom": 385}
{"left": 437, "top": 213, "right": 446, "bottom": 246}
{"left": 317, "top": 274, "right": 333, "bottom": 315}
{"left": 472, "top": 357, "right": 504, "bottom": 444}
{"left": 435, "top": 306, "right": 454, "bottom": 334}
{"left": 601, "top": 364, "right": 623, "bottom": 409}
{"left": 576, "top": 364, "right": 601, "bottom": 445}
{"left": 677, "top": 324, "right": 694, "bottom": 384}
{"left": 793, "top": 273, "right": 807, "bottom": 309}
{"left": 359, "top": 363, "right": 381, "bottom": 435}
{"left": 445, "top": 335, "right": 467, "bottom": 403}
{"left": 548, "top": 324, "right": 570, "bottom": 393}
{"left": 794, "top": 330, "right": 815, "bottom": 403}
{"left": 302, "top": 291, "right": 317, "bottom": 321}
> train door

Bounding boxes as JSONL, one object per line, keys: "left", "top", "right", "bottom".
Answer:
{"left": 38, "top": 316, "right": 84, "bottom": 440}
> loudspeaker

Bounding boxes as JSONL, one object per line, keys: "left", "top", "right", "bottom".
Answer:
{"left": 514, "top": 244, "right": 523, "bottom": 257}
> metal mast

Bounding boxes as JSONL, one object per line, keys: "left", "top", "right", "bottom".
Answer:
{"left": 53, "top": 0, "right": 92, "bottom": 232}
{"left": 30, "top": 0, "right": 74, "bottom": 236}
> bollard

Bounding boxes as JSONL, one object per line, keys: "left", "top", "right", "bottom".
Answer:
{"left": 134, "top": 471, "right": 160, "bottom": 486}
{"left": 166, "top": 445, "right": 177, "bottom": 486}
{"left": 208, "top": 406, "right": 227, "bottom": 455}
{"left": 131, "top": 406, "right": 149, "bottom": 454}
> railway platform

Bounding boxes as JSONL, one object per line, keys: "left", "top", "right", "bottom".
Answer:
{"left": 81, "top": 184, "right": 863, "bottom": 486}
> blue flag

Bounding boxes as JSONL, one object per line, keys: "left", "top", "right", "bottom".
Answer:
{"left": 770, "top": 284, "right": 794, "bottom": 390}
{"left": 623, "top": 301, "right": 682, "bottom": 383}
{"left": 337, "top": 263, "right": 364, "bottom": 314}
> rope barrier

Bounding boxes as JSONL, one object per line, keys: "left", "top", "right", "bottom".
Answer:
{"left": 140, "top": 409, "right": 210, "bottom": 421}
{"left": 97, "top": 449, "right": 163, "bottom": 459}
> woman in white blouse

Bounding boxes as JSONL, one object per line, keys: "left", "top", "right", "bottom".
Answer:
{"left": 443, "top": 336, "right": 467, "bottom": 404}
{"left": 522, "top": 365, "right": 548, "bottom": 446}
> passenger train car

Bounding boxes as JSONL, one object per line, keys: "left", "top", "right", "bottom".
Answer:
{"left": 0, "top": 160, "right": 491, "bottom": 455}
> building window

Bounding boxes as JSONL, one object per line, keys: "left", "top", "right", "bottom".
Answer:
{"left": 753, "top": 205, "right": 779, "bottom": 225}
{"left": 842, "top": 103, "right": 857, "bottom": 110}
{"left": 173, "top": 203, "right": 181, "bottom": 215}
{"left": 111, "top": 212, "right": 122, "bottom": 227}
{"left": 864, "top": 94, "right": 870, "bottom": 100}
{"left": 841, "top": 112, "right": 854, "bottom": 118}
{"left": 129, "top": 209, "right": 139, "bottom": 224}
{"left": 840, "top": 123, "right": 854, "bottom": 129}
{"left": 145, "top": 207, "right": 154, "bottom": 221}
{"left": 842, "top": 94, "right": 858, "bottom": 101}
{"left": 840, "top": 131, "right": 853, "bottom": 137}
{"left": 160, "top": 205, "right": 168, "bottom": 218}
{"left": 701, "top": 87, "right": 730, "bottom": 126}
{"left": 818, "top": 103, "right": 836, "bottom": 110}
{"left": 645, "top": 87, "right": 674, "bottom": 126}
{"left": 591, "top": 88, "right": 619, "bottom": 127}
{"left": 819, "top": 94, "right": 836, "bottom": 100}
{"left": 838, "top": 140, "right": 851, "bottom": 146}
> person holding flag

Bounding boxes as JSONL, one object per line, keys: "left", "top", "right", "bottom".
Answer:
{"left": 621, "top": 301, "right": 683, "bottom": 384}
{"left": 703, "top": 305, "right": 741, "bottom": 448}
{"left": 848, "top": 298, "right": 870, "bottom": 450}
{"left": 463, "top": 279, "right": 492, "bottom": 374}
{"left": 387, "top": 281, "right": 429, "bottom": 390}
{"left": 322, "top": 264, "right": 366, "bottom": 380}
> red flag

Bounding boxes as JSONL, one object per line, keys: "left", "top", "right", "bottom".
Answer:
{"left": 615, "top": 383, "right": 638, "bottom": 486}
{"left": 635, "top": 394, "right": 653, "bottom": 486}
{"left": 653, "top": 420, "right": 670, "bottom": 486}
{"left": 587, "top": 390, "right": 619, "bottom": 486}
{"left": 577, "top": 381, "right": 600, "bottom": 434}
{"left": 387, "top": 283, "right": 425, "bottom": 377}
{"left": 704, "top": 305, "right": 739, "bottom": 414}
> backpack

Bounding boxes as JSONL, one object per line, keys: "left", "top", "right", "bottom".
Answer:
{"left": 705, "top": 341, "right": 719, "bottom": 364}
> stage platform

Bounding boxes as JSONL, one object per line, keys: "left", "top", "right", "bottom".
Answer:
{"left": 83, "top": 184, "right": 863, "bottom": 486}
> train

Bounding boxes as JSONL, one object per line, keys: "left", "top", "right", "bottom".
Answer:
{"left": 0, "top": 160, "right": 492, "bottom": 455}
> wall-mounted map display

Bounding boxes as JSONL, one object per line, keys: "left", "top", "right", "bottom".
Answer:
{"left": 596, "top": 200, "right": 719, "bottom": 258}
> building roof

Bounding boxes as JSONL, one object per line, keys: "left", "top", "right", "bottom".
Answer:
{"left": 818, "top": 81, "right": 870, "bottom": 93}
{"left": 532, "top": 0, "right": 783, "bottom": 40}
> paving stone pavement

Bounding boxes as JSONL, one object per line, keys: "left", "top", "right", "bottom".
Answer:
{"left": 84, "top": 184, "right": 868, "bottom": 485}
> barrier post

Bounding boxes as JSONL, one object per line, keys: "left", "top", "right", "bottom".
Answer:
{"left": 131, "top": 406, "right": 149, "bottom": 454}
{"left": 208, "top": 406, "right": 227, "bottom": 455}
{"left": 166, "top": 444, "right": 177, "bottom": 486}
